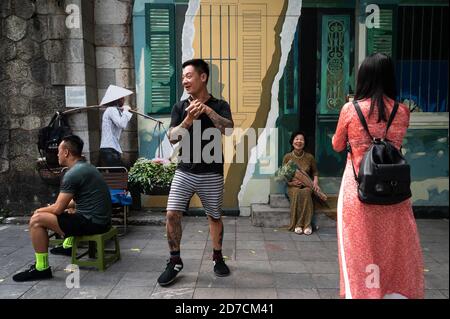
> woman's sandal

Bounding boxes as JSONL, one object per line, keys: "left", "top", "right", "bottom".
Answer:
{"left": 294, "top": 227, "right": 303, "bottom": 234}
{"left": 303, "top": 226, "right": 312, "bottom": 235}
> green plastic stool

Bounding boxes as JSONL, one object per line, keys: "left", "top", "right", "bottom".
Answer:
{"left": 71, "top": 227, "right": 121, "bottom": 271}
{"left": 49, "top": 232, "right": 64, "bottom": 246}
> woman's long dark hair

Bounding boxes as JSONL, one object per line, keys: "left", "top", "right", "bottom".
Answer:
{"left": 354, "top": 53, "right": 397, "bottom": 122}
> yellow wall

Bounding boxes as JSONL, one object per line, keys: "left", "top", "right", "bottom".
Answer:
{"left": 142, "top": 0, "right": 288, "bottom": 210}
{"left": 192, "top": 0, "right": 287, "bottom": 208}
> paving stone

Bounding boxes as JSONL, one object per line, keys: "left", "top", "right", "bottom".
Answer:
{"left": 236, "top": 240, "right": 266, "bottom": 250}
{"left": 20, "top": 285, "right": 70, "bottom": 299}
{"left": 274, "top": 273, "right": 315, "bottom": 289}
{"left": 80, "top": 271, "right": 125, "bottom": 287}
{"left": 311, "top": 274, "right": 339, "bottom": 289}
{"left": 289, "top": 233, "right": 322, "bottom": 242}
{"left": 425, "top": 273, "right": 449, "bottom": 289}
{"left": 270, "top": 261, "right": 308, "bottom": 273}
{"left": 236, "top": 249, "right": 268, "bottom": 261}
{"left": 277, "top": 288, "right": 320, "bottom": 299}
{"left": 264, "top": 241, "right": 297, "bottom": 251}
{"left": 236, "top": 226, "right": 263, "bottom": 233}
{"left": 236, "top": 232, "right": 264, "bottom": 241}
{"left": 263, "top": 232, "right": 293, "bottom": 241}
{"left": 63, "top": 286, "right": 115, "bottom": 299}
{"left": 267, "top": 250, "right": 302, "bottom": 262}
{"left": 297, "top": 250, "right": 338, "bottom": 262}
{"left": 233, "top": 271, "right": 275, "bottom": 288}
{"left": 180, "top": 240, "right": 208, "bottom": 250}
{"left": 115, "top": 272, "right": 159, "bottom": 287}
{"left": 234, "top": 260, "right": 272, "bottom": 273}
{"left": 151, "top": 286, "right": 194, "bottom": 299}
{"left": 128, "top": 257, "right": 168, "bottom": 272}
{"left": 180, "top": 249, "right": 205, "bottom": 260}
{"left": 317, "top": 288, "right": 340, "bottom": 299}
{"left": 0, "top": 284, "right": 32, "bottom": 299}
{"left": 193, "top": 287, "right": 235, "bottom": 299}
{"left": 235, "top": 288, "right": 277, "bottom": 299}
{"left": 196, "top": 272, "right": 235, "bottom": 288}
{"left": 425, "top": 289, "right": 447, "bottom": 299}
{"left": 107, "top": 285, "right": 153, "bottom": 299}
{"left": 303, "top": 261, "right": 339, "bottom": 274}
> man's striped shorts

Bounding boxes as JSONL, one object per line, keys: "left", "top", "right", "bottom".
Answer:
{"left": 166, "top": 169, "right": 224, "bottom": 219}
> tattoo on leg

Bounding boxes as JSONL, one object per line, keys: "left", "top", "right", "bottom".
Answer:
{"left": 167, "top": 212, "right": 182, "bottom": 251}
{"left": 219, "top": 221, "right": 224, "bottom": 248}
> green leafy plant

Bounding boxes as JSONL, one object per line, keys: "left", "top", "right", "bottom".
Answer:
{"left": 128, "top": 158, "right": 176, "bottom": 194}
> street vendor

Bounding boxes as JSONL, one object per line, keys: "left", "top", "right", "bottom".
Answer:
{"left": 98, "top": 85, "right": 134, "bottom": 167}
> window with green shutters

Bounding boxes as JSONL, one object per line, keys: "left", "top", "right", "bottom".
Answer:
{"left": 366, "top": 8, "right": 395, "bottom": 57}
{"left": 145, "top": 3, "right": 176, "bottom": 114}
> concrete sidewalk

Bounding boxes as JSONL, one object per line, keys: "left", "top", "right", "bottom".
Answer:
{"left": 0, "top": 217, "right": 448, "bottom": 299}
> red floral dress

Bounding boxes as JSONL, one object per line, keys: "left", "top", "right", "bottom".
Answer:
{"left": 332, "top": 97, "right": 424, "bottom": 299}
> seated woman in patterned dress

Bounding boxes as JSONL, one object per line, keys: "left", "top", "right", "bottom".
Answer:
{"left": 282, "top": 131, "right": 323, "bottom": 235}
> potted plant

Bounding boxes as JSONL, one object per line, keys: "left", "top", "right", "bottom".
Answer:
{"left": 128, "top": 158, "right": 176, "bottom": 195}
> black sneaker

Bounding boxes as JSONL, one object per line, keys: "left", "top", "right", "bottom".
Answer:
{"left": 12, "top": 264, "right": 52, "bottom": 282}
{"left": 213, "top": 258, "right": 230, "bottom": 277}
{"left": 50, "top": 245, "right": 72, "bottom": 256}
{"left": 157, "top": 259, "right": 183, "bottom": 286}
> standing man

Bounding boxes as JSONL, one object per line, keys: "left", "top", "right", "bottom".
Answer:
{"left": 157, "top": 59, "right": 234, "bottom": 286}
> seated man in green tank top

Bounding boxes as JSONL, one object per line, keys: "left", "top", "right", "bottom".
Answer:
{"left": 13, "top": 135, "right": 112, "bottom": 282}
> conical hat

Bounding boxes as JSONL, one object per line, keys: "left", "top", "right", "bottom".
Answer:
{"left": 100, "top": 85, "right": 134, "bottom": 105}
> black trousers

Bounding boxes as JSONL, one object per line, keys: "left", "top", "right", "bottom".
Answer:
{"left": 98, "top": 148, "right": 124, "bottom": 167}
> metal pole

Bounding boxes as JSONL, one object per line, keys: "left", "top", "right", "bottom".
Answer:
{"left": 61, "top": 105, "right": 163, "bottom": 124}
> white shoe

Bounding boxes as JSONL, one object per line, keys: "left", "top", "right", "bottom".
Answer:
{"left": 294, "top": 227, "right": 303, "bottom": 234}
{"left": 304, "top": 226, "right": 312, "bottom": 235}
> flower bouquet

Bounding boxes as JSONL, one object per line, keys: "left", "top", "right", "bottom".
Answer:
{"left": 275, "top": 160, "right": 327, "bottom": 202}
{"left": 275, "top": 160, "right": 298, "bottom": 182}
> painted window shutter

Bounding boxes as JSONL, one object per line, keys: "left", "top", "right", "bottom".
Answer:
{"left": 238, "top": 4, "right": 267, "bottom": 113}
{"left": 367, "top": 9, "right": 394, "bottom": 57}
{"left": 145, "top": 4, "right": 176, "bottom": 114}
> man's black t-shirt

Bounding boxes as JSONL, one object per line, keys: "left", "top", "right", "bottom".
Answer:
{"left": 169, "top": 95, "right": 232, "bottom": 175}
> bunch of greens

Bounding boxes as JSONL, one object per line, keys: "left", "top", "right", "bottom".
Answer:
{"left": 128, "top": 158, "right": 176, "bottom": 193}
{"left": 274, "top": 160, "right": 298, "bottom": 182}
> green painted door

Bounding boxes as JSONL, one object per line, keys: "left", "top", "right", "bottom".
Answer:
{"left": 316, "top": 13, "right": 354, "bottom": 193}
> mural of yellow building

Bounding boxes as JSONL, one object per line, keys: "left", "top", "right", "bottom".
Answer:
{"left": 133, "top": 0, "right": 449, "bottom": 217}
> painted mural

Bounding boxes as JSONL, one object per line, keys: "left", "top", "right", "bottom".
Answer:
{"left": 133, "top": 0, "right": 449, "bottom": 215}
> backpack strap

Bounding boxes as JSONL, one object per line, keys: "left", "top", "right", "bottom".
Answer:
{"left": 347, "top": 141, "right": 359, "bottom": 184}
{"left": 352, "top": 100, "right": 373, "bottom": 140}
{"left": 384, "top": 101, "right": 399, "bottom": 139}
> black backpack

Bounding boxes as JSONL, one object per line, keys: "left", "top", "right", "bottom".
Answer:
{"left": 37, "top": 112, "right": 72, "bottom": 167}
{"left": 348, "top": 100, "right": 412, "bottom": 205}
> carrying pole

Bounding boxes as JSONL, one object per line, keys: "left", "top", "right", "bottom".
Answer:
{"left": 61, "top": 105, "right": 163, "bottom": 124}
{"left": 60, "top": 105, "right": 173, "bottom": 152}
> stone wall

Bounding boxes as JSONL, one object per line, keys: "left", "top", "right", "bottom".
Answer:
{"left": 0, "top": 0, "right": 67, "bottom": 215}
{"left": 0, "top": 0, "right": 137, "bottom": 216}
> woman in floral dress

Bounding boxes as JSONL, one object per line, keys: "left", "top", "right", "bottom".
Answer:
{"left": 332, "top": 53, "right": 424, "bottom": 299}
